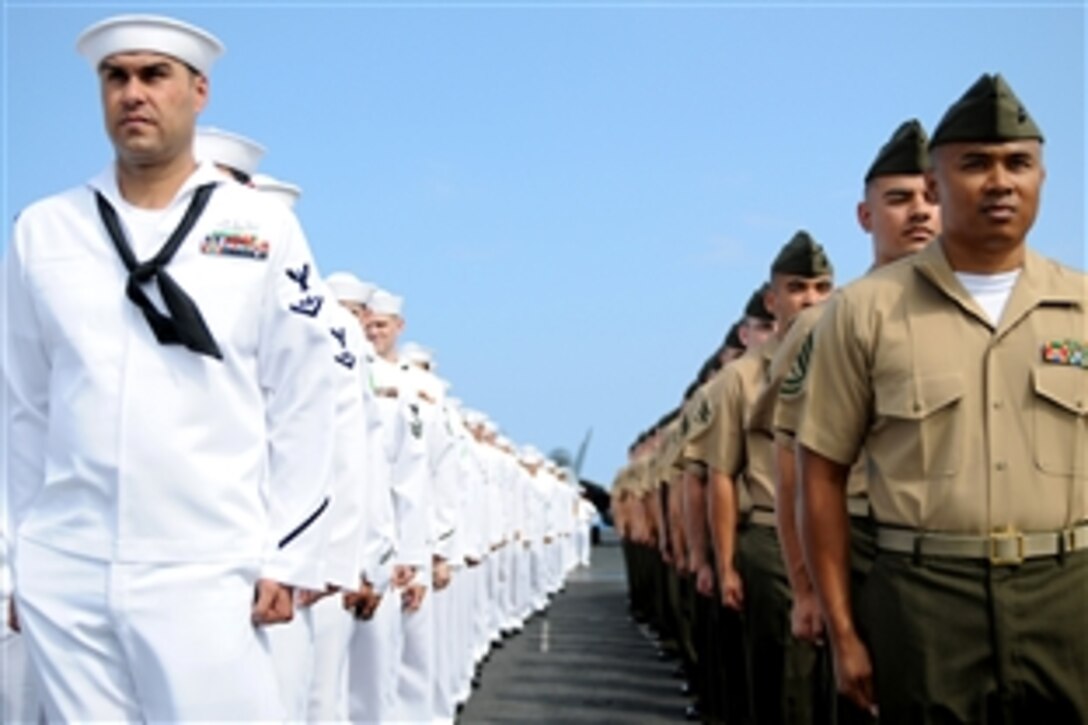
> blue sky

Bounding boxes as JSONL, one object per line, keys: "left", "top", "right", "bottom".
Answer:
{"left": 3, "top": 1, "right": 1085, "bottom": 488}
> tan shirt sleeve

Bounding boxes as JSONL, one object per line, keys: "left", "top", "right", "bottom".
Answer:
{"left": 774, "top": 330, "right": 814, "bottom": 438}
{"left": 685, "top": 387, "right": 716, "bottom": 445}
{"left": 771, "top": 306, "right": 825, "bottom": 437}
{"left": 686, "top": 377, "right": 719, "bottom": 464}
{"left": 701, "top": 364, "right": 747, "bottom": 477}
{"left": 796, "top": 293, "right": 873, "bottom": 467}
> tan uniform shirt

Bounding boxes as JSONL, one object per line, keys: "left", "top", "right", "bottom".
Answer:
{"left": 763, "top": 303, "right": 870, "bottom": 498}
{"left": 635, "top": 455, "right": 648, "bottom": 494}
{"left": 686, "top": 374, "right": 726, "bottom": 466}
{"left": 679, "top": 387, "right": 716, "bottom": 462}
{"left": 646, "top": 447, "right": 663, "bottom": 494}
{"left": 661, "top": 419, "right": 687, "bottom": 475}
{"left": 751, "top": 304, "right": 824, "bottom": 436}
{"left": 698, "top": 339, "right": 781, "bottom": 511}
{"left": 627, "top": 457, "right": 654, "bottom": 540}
{"left": 611, "top": 464, "right": 631, "bottom": 536}
{"left": 798, "top": 242, "right": 1087, "bottom": 534}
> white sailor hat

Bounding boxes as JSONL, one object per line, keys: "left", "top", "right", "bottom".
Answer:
{"left": 368, "top": 289, "right": 404, "bottom": 317}
{"left": 252, "top": 173, "right": 301, "bottom": 209}
{"left": 401, "top": 342, "right": 433, "bottom": 368}
{"left": 462, "top": 409, "right": 485, "bottom": 426}
{"left": 520, "top": 446, "right": 544, "bottom": 466}
{"left": 195, "top": 127, "right": 267, "bottom": 177}
{"left": 482, "top": 419, "right": 498, "bottom": 435}
{"left": 77, "top": 14, "right": 224, "bottom": 77}
{"left": 326, "top": 272, "right": 375, "bottom": 305}
{"left": 417, "top": 373, "right": 445, "bottom": 401}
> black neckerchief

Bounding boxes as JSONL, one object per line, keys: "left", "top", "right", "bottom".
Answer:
{"left": 95, "top": 183, "right": 222, "bottom": 360}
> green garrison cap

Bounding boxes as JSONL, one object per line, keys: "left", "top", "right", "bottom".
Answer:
{"left": 770, "top": 230, "right": 833, "bottom": 278}
{"left": 744, "top": 284, "right": 774, "bottom": 321}
{"left": 865, "top": 119, "right": 930, "bottom": 182}
{"left": 929, "top": 73, "right": 1043, "bottom": 148}
{"left": 723, "top": 320, "right": 744, "bottom": 350}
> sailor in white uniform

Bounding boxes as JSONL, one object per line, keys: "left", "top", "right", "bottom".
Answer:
{"left": 374, "top": 336, "right": 438, "bottom": 723}
{"left": 348, "top": 289, "right": 431, "bottom": 722}
{"left": 521, "top": 448, "right": 551, "bottom": 614}
{"left": 487, "top": 437, "right": 515, "bottom": 642}
{"left": 193, "top": 132, "right": 317, "bottom": 721}
{"left": 513, "top": 447, "right": 536, "bottom": 626}
{"left": 2, "top": 15, "right": 338, "bottom": 721}
{"left": 443, "top": 397, "right": 482, "bottom": 712}
{"left": 322, "top": 272, "right": 402, "bottom": 723}
{"left": 399, "top": 344, "right": 464, "bottom": 725}
{"left": 193, "top": 125, "right": 266, "bottom": 183}
{"left": 248, "top": 174, "right": 370, "bottom": 722}
{"left": 575, "top": 491, "right": 597, "bottom": 568}
{"left": 296, "top": 270, "right": 383, "bottom": 724}
{"left": 460, "top": 413, "right": 496, "bottom": 676}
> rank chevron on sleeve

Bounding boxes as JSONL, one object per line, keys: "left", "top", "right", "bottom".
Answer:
{"left": 780, "top": 332, "right": 815, "bottom": 398}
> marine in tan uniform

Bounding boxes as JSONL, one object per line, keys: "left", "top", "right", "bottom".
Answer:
{"left": 619, "top": 432, "right": 655, "bottom": 634}
{"left": 697, "top": 289, "right": 775, "bottom": 614}
{"left": 645, "top": 414, "right": 685, "bottom": 660}
{"left": 701, "top": 240, "right": 835, "bottom": 724}
{"left": 696, "top": 307, "right": 769, "bottom": 678}
{"left": 624, "top": 435, "right": 656, "bottom": 627}
{"left": 755, "top": 119, "right": 939, "bottom": 725}
{"left": 798, "top": 74, "right": 1088, "bottom": 723}
{"left": 679, "top": 325, "right": 746, "bottom": 724}
{"left": 613, "top": 459, "right": 642, "bottom": 620}
{"left": 658, "top": 412, "right": 701, "bottom": 707}
{"left": 761, "top": 120, "right": 938, "bottom": 627}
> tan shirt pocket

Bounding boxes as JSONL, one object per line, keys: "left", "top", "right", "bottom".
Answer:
{"left": 1032, "top": 366, "right": 1087, "bottom": 476}
{"left": 874, "top": 372, "right": 967, "bottom": 480}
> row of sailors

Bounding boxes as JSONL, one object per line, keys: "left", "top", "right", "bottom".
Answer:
{"left": 610, "top": 72, "right": 1086, "bottom": 725}
{"left": 266, "top": 270, "right": 591, "bottom": 724}
{"left": 0, "top": 14, "right": 594, "bottom": 723}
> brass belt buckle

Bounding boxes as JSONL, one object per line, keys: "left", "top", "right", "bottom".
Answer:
{"left": 988, "top": 527, "right": 1025, "bottom": 566}
{"left": 1062, "top": 526, "right": 1084, "bottom": 553}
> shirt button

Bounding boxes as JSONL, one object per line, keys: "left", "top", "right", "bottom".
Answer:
{"left": 995, "top": 461, "right": 1007, "bottom": 471}
{"left": 993, "top": 401, "right": 1004, "bottom": 410}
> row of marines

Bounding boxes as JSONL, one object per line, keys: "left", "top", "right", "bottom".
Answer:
{"left": 612, "top": 73, "right": 1086, "bottom": 725}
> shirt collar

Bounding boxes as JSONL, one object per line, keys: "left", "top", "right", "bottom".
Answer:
{"left": 913, "top": 237, "right": 1083, "bottom": 332}
{"left": 87, "top": 160, "right": 223, "bottom": 210}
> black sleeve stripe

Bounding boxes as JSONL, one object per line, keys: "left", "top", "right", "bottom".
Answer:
{"left": 278, "top": 496, "right": 331, "bottom": 549}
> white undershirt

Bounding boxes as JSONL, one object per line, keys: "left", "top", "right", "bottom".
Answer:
{"left": 955, "top": 269, "right": 1021, "bottom": 326}
{"left": 116, "top": 199, "right": 173, "bottom": 258}
{"left": 115, "top": 200, "right": 176, "bottom": 314}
